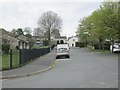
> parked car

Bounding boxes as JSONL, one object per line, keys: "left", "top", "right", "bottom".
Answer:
{"left": 33, "top": 43, "right": 43, "bottom": 47}
{"left": 110, "top": 43, "right": 120, "bottom": 52}
{"left": 56, "top": 44, "right": 70, "bottom": 59}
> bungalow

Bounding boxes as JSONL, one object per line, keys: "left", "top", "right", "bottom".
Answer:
{"left": 1, "top": 29, "right": 30, "bottom": 49}
{"left": 53, "top": 36, "right": 67, "bottom": 45}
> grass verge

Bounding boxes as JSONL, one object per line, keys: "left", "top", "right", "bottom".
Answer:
{"left": 1, "top": 49, "right": 19, "bottom": 70}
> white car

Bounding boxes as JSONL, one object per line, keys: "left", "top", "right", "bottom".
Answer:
{"left": 110, "top": 43, "right": 120, "bottom": 52}
{"left": 56, "top": 44, "right": 70, "bottom": 59}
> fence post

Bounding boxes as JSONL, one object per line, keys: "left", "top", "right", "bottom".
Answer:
{"left": 10, "top": 49, "right": 12, "bottom": 69}
{"left": 19, "top": 49, "right": 21, "bottom": 67}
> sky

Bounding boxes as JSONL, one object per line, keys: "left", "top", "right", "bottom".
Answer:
{"left": 0, "top": 0, "right": 102, "bottom": 37}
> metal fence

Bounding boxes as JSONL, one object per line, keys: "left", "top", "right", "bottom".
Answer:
{"left": 19, "top": 47, "right": 50, "bottom": 66}
{"left": 2, "top": 46, "right": 55, "bottom": 70}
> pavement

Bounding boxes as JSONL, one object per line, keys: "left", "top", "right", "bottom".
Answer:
{"left": 1, "top": 48, "right": 56, "bottom": 79}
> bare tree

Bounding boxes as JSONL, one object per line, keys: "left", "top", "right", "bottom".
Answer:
{"left": 33, "top": 27, "right": 44, "bottom": 36}
{"left": 24, "top": 27, "right": 32, "bottom": 35}
{"left": 38, "top": 11, "right": 62, "bottom": 45}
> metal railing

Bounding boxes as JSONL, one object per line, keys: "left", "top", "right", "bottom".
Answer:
{"left": 19, "top": 48, "right": 50, "bottom": 66}
{"left": 2, "top": 46, "right": 54, "bottom": 70}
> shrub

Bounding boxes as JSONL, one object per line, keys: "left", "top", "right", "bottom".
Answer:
{"left": 2, "top": 43, "right": 10, "bottom": 54}
{"left": 16, "top": 46, "right": 19, "bottom": 50}
{"left": 94, "top": 44, "right": 99, "bottom": 49}
{"left": 43, "top": 40, "right": 49, "bottom": 46}
{"left": 79, "top": 42, "right": 85, "bottom": 47}
{"left": 104, "top": 42, "right": 111, "bottom": 50}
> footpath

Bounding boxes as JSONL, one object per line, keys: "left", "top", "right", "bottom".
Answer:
{"left": 1, "top": 49, "right": 56, "bottom": 79}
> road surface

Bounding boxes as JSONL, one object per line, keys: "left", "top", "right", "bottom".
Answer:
{"left": 2, "top": 47, "right": 118, "bottom": 88}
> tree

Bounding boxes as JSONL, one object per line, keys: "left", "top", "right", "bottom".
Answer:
{"left": 77, "top": 1, "right": 119, "bottom": 50}
{"left": 77, "top": 16, "right": 93, "bottom": 47}
{"left": 24, "top": 27, "right": 32, "bottom": 35}
{"left": 91, "top": 2, "right": 119, "bottom": 50}
{"left": 38, "top": 11, "right": 62, "bottom": 45}
{"left": 33, "top": 27, "right": 44, "bottom": 36}
{"left": 99, "top": 2, "right": 119, "bottom": 41}
{"left": 11, "top": 28, "right": 24, "bottom": 37}
{"left": 51, "top": 29, "right": 61, "bottom": 37}
{"left": 44, "top": 29, "right": 61, "bottom": 38}
{"left": 24, "top": 27, "right": 32, "bottom": 38}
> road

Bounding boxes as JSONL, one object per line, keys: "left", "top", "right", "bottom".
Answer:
{"left": 2, "top": 47, "right": 118, "bottom": 88}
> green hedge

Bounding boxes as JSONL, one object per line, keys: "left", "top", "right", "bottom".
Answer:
{"left": 2, "top": 43, "right": 10, "bottom": 54}
{"left": 79, "top": 42, "right": 85, "bottom": 47}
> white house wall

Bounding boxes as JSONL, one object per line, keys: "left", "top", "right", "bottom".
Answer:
{"left": 54, "top": 39, "right": 67, "bottom": 44}
{"left": 68, "top": 37, "right": 78, "bottom": 47}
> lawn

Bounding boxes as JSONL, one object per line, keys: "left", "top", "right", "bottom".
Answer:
{"left": 93, "top": 49, "right": 111, "bottom": 53}
{"left": 87, "top": 46, "right": 111, "bottom": 53}
{"left": 0, "top": 47, "right": 50, "bottom": 70}
{"left": 1, "top": 49, "right": 19, "bottom": 70}
{"left": 0, "top": 54, "right": 2, "bottom": 70}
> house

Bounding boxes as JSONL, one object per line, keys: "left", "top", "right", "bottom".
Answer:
{"left": 68, "top": 36, "right": 79, "bottom": 47}
{"left": 32, "top": 35, "right": 67, "bottom": 46}
{"left": 1, "top": 29, "right": 30, "bottom": 49}
{"left": 53, "top": 36, "right": 67, "bottom": 45}
{"left": 32, "top": 36, "right": 48, "bottom": 46}
{"left": 16, "top": 35, "right": 30, "bottom": 49}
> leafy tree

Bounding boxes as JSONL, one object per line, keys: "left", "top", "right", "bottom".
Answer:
{"left": 77, "top": 16, "right": 93, "bottom": 47}
{"left": 11, "top": 28, "right": 24, "bottom": 37}
{"left": 24, "top": 27, "right": 32, "bottom": 39}
{"left": 90, "top": 9, "right": 107, "bottom": 49}
{"left": 99, "top": 2, "right": 119, "bottom": 42}
{"left": 77, "top": 1, "right": 119, "bottom": 50}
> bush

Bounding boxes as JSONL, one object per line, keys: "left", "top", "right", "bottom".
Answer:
{"left": 94, "top": 44, "right": 99, "bottom": 49}
{"left": 104, "top": 43, "right": 111, "bottom": 50}
{"left": 94, "top": 42, "right": 111, "bottom": 50}
{"left": 16, "top": 46, "right": 19, "bottom": 50}
{"left": 79, "top": 42, "right": 85, "bottom": 47}
{"left": 2, "top": 43, "right": 10, "bottom": 54}
{"left": 43, "top": 40, "right": 49, "bottom": 46}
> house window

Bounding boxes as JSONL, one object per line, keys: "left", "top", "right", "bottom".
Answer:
{"left": 60, "top": 40, "right": 64, "bottom": 44}
{"left": 57, "top": 40, "right": 59, "bottom": 44}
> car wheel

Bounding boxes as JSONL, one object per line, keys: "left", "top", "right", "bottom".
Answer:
{"left": 56, "top": 56, "right": 59, "bottom": 59}
{"left": 66, "top": 55, "right": 70, "bottom": 58}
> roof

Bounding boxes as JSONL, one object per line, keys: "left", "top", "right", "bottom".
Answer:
{"left": 1, "top": 28, "right": 16, "bottom": 37}
{"left": 1, "top": 29, "right": 29, "bottom": 42}
{"left": 16, "top": 35, "right": 28, "bottom": 42}
{"left": 55, "top": 36, "right": 67, "bottom": 39}
{"left": 68, "top": 36, "right": 78, "bottom": 40}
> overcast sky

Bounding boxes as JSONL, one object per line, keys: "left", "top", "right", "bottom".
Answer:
{"left": 0, "top": 0, "right": 102, "bottom": 37}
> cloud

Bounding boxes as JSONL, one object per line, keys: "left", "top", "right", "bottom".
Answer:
{"left": 0, "top": 1, "right": 101, "bottom": 37}
{"left": 0, "top": 0, "right": 104, "bottom": 2}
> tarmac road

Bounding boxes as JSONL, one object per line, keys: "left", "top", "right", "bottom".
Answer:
{"left": 2, "top": 47, "right": 118, "bottom": 88}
